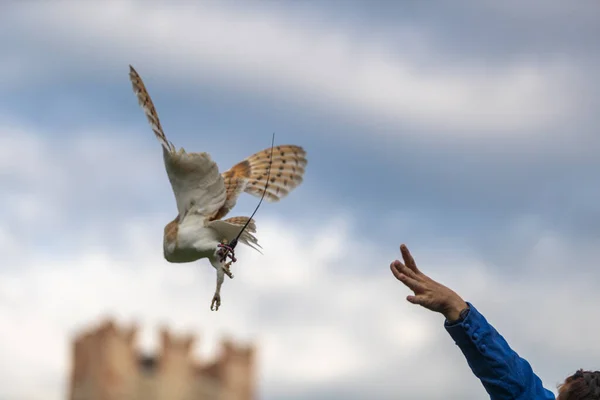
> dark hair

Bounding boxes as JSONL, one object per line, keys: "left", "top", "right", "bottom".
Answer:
{"left": 558, "top": 369, "right": 600, "bottom": 400}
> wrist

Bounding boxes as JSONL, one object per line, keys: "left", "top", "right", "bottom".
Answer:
{"left": 443, "top": 299, "right": 469, "bottom": 322}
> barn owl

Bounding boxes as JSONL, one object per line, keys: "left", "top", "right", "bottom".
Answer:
{"left": 128, "top": 65, "right": 307, "bottom": 311}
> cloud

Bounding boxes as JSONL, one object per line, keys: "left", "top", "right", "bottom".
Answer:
{"left": 2, "top": 0, "right": 584, "bottom": 136}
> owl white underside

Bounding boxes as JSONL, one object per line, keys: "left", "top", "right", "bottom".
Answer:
{"left": 163, "top": 213, "right": 260, "bottom": 270}
{"left": 163, "top": 220, "right": 221, "bottom": 264}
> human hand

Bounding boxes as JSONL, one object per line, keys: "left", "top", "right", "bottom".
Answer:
{"left": 390, "top": 244, "right": 468, "bottom": 322}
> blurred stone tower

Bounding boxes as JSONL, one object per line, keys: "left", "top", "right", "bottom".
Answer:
{"left": 68, "top": 319, "right": 256, "bottom": 400}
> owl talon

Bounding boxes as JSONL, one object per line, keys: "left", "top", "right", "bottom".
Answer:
{"left": 211, "top": 293, "right": 221, "bottom": 311}
{"left": 224, "top": 262, "right": 234, "bottom": 279}
{"left": 217, "top": 243, "right": 237, "bottom": 264}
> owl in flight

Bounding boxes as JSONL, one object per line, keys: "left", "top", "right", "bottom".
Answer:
{"left": 129, "top": 66, "right": 307, "bottom": 311}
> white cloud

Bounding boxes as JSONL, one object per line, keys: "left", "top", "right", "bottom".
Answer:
{"left": 6, "top": 201, "right": 511, "bottom": 400}
{"left": 3, "top": 1, "right": 579, "bottom": 136}
{"left": 0, "top": 213, "right": 443, "bottom": 400}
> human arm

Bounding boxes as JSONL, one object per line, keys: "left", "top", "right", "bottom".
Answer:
{"left": 390, "top": 244, "right": 555, "bottom": 400}
{"left": 444, "top": 302, "right": 555, "bottom": 399}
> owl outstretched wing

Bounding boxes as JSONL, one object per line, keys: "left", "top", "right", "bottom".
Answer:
{"left": 129, "top": 65, "right": 227, "bottom": 220}
{"left": 211, "top": 145, "right": 307, "bottom": 221}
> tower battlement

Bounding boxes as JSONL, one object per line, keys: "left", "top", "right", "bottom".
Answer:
{"left": 69, "top": 318, "right": 256, "bottom": 400}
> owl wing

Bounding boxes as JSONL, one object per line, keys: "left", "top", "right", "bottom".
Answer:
{"left": 211, "top": 145, "right": 307, "bottom": 221}
{"left": 129, "top": 65, "right": 226, "bottom": 220}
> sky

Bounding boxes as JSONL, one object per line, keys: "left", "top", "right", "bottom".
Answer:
{"left": 1, "top": 0, "right": 599, "bottom": 399}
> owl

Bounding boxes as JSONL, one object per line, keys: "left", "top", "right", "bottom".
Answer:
{"left": 129, "top": 66, "right": 307, "bottom": 311}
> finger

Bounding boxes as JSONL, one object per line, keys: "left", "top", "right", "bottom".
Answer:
{"left": 390, "top": 260, "right": 405, "bottom": 281}
{"left": 396, "top": 272, "right": 426, "bottom": 293}
{"left": 406, "top": 294, "right": 429, "bottom": 306}
{"left": 393, "top": 259, "right": 419, "bottom": 281}
{"left": 400, "top": 244, "right": 421, "bottom": 274}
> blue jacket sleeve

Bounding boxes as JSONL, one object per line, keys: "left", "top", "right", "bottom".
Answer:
{"left": 444, "top": 303, "right": 555, "bottom": 400}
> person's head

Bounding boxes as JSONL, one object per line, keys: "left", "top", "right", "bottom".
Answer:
{"left": 557, "top": 370, "right": 600, "bottom": 400}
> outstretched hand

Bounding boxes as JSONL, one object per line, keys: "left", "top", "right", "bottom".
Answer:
{"left": 390, "top": 244, "right": 468, "bottom": 322}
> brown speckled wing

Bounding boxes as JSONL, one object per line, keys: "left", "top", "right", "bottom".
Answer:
{"left": 211, "top": 145, "right": 307, "bottom": 220}
{"left": 129, "top": 65, "right": 175, "bottom": 153}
